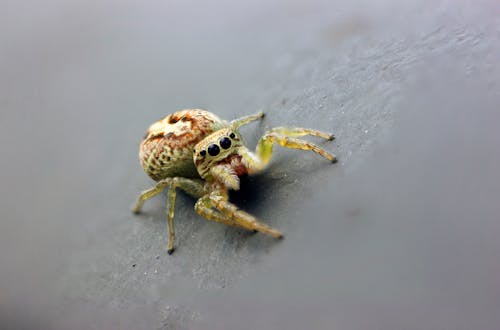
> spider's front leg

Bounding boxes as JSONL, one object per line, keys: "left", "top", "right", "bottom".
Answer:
{"left": 194, "top": 191, "right": 283, "bottom": 238}
{"left": 254, "top": 126, "right": 336, "bottom": 169}
{"left": 133, "top": 177, "right": 204, "bottom": 254}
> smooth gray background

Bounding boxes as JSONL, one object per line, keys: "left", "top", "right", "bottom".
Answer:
{"left": 1, "top": 0, "right": 499, "bottom": 329}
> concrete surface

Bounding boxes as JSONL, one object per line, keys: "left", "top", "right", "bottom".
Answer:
{"left": 1, "top": 0, "right": 499, "bottom": 329}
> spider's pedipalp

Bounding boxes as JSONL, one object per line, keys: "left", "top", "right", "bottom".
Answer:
{"left": 210, "top": 164, "right": 240, "bottom": 190}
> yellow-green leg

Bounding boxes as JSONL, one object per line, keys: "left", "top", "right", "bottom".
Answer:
{"left": 132, "top": 181, "right": 169, "bottom": 214}
{"left": 230, "top": 111, "right": 264, "bottom": 129}
{"left": 132, "top": 178, "right": 204, "bottom": 214}
{"left": 256, "top": 127, "right": 336, "bottom": 166}
{"left": 267, "top": 126, "right": 334, "bottom": 140}
{"left": 133, "top": 177, "right": 205, "bottom": 254}
{"left": 166, "top": 181, "right": 176, "bottom": 254}
{"left": 197, "top": 192, "right": 283, "bottom": 238}
{"left": 164, "top": 177, "right": 205, "bottom": 254}
{"left": 194, "top": 195, "right": 249, "bottom": 229}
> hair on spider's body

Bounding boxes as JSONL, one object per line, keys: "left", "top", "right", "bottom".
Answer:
{"left": 133, "top": 109, "right": 336, "bottom": 254}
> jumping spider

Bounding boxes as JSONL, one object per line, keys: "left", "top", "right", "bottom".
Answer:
{"left": 133, "top": 109, "right": 336, "bottom": 254}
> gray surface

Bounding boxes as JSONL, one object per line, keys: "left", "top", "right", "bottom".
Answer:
{"left": 1, "top": 0, "right": 500, "bottom": 329}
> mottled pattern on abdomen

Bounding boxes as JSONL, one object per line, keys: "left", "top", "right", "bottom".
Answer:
{"left": 139, "top": 109, "right": 224, "bottom": 181}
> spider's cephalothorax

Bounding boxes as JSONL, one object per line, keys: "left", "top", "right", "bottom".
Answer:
{"left": 133, "top": 109, "right": 336, "bottom": 254}
{"left": 193, "top": 128, "right": 247, "bottom": 191}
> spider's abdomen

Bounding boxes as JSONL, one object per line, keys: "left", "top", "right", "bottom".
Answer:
{"left": 139, "top": 109, "right": 224, "bottom": 181}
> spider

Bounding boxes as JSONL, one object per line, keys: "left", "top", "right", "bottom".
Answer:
{"left": 133, "top": 109, "right": 336, "bottom": 254}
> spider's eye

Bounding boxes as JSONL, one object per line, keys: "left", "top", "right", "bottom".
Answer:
{"left": 207, "top": 144, "right": 220, "bottom": 156}
{"left": 229, "top": 132, "right": 236, "bottom": 139}
{"left": 219, "top": 137, "right": 231, "bottom": 149}
{"left": 200, "top": 150, "right": 207, "bottom": 156}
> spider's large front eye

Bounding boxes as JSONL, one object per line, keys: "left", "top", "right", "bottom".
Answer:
{"left": 207, "top": 144, "right": 220, "bottom": 156}
{"left": 219, "top": 137, "right": 231, "bottom": 149}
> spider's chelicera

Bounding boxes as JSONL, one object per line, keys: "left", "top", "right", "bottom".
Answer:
{"left": 133, "top": 109, "right": 336, "bottom": 254}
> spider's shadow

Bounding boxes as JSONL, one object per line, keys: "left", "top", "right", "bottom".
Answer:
{"left": 228, "top": 173, "right": 274, "bottom": 212}
{"left": 230, "top": 152, "right": 334, "bottom": 209}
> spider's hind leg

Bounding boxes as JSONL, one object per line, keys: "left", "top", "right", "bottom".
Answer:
{"left": 256, "top": 126, "right": 336, "bottom": 166}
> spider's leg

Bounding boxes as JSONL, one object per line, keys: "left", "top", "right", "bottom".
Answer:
{"left": 267, "top": 126, "right": 334, "bottom": 140}
{"left": 230, "top": 111, "right": 264, "bottom": 129}
{"left": 132, "top": 181, "right": 169, "bottom": 214}
{"left": 133, "top": 177, "right": 204, "bottom": 254}
{"left": 256, "top": 128, "right": 336, "bottom": 166}
{"left": 204, "top": 192, "right": 283, "bottom": 238}
{"left": 164, "top": 177, "right": 205, "bottom": 254}
{"left": 166, "top": 180, "right": 177, "bottom": 254}
{"left": 132, "top": 177, "right": 204, "bottom": 214}
{"left": 195, "top": 195, "right": 250, "bottom": 229}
